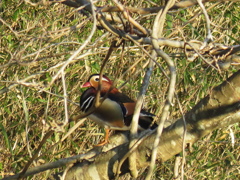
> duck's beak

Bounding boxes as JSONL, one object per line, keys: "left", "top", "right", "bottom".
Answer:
{"left": 81, "top": 82, "right": 91, "bottom": 88}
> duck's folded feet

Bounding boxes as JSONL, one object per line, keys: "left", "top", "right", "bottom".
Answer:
{"left": 95, "top": 128, "right": 110, "bottom": 146}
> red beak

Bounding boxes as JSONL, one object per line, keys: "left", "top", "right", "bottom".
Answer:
{"left": 81, "top": 82, "right": 91, "bottom": 88}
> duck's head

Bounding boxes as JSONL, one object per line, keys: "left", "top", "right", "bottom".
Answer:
{"left": 81, "top": 74, "right": 112, "bottom": 91}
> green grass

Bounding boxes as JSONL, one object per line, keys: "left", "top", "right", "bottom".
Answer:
{"left": 0, "top": 0, "right": 239, "bottom": 179}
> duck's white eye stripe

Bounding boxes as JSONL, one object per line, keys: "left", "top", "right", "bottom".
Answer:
{"left": 93, "top": 76, "right": 109, "bottom": 82}
{"left": 102, "top": 77, "right": 109, "bottom": 82}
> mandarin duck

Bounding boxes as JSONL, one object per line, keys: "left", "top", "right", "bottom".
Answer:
{"left": 80, "top": 74, "right": 157, "bottom": 145}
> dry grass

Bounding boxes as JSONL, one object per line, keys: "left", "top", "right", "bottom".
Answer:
{"left": 0, "top": 0, "right": 239, "bottom": 179}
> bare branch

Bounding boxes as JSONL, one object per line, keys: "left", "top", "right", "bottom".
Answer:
{"left": 147, "top": 0, "right": 177, "bottom": 179}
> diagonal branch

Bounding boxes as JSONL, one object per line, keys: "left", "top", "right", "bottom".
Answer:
{"left": 148, "top": 0, "right": 177, "bottom": 179}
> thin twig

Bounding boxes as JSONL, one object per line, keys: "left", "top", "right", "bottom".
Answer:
{"left": 18, "top": 130, "right": 55, "bottom": 179}
{"left": 128, "top": 53, "right": 156, "bottom": 177}
{"left": 95, "top": 40, "right": 120, "bottom": 108}
{"left": 197, "top": 0, "right": 213, "bottom": 47}
{"left": 61, "top": 71, "right": 69, "bottom": 125}
{"left": 20, "top": 88, "right": 34, "bottom": 166}
{"left": 184, "top": 42, "right": 218, "bottom": 70}
{"left": 0, "top": 17, "right": 19, "bottom": 38}
{"left": 112, "top": 0, "right": 149, "bottom": 35}
{"left": 97, "top": 11, "right": 127, "bottom": 39}
{"left": 49, "top": 1, "right": 97, "bottom": 86}
{"left": 146, "top": 0, "right": 177, "bottom": 179}
{"left": 175, "top": 94, "right": 187, "bottom": 180}
{"left": 173, "top": 155, "right": 181, "bottom": 179}
{"left": 0, "top": 51, "right": 93, "bottom": 95}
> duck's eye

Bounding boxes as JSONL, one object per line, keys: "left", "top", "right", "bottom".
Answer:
{"left": 95, "top": 78, "right": 99, "bottom": 81}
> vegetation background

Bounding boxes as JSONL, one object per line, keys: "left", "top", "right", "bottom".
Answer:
{"left": 0, "top": 0, "right": 239, "bottom": 179}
